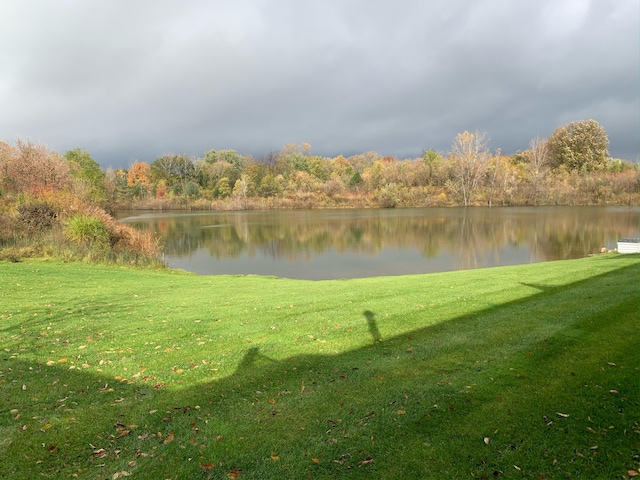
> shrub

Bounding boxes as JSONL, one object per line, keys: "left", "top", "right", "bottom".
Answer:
{"left": 17, "top": 202, "right": 57, "bottom": 230}
{"left": 184, "top": 181, "right": 200, "bottom": 198}
{"left": 64, "top": 214, "right": 110, "bottom": 246}
{"left": 376, "top": 183, "right": 400, "bottom": 208}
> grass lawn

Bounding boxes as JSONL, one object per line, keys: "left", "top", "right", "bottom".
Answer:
{"left": 1, "top": 254, "right": 638, "bottom": 479}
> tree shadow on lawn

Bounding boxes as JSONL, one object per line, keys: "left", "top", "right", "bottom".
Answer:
{"left": 1, "top": 262, "right": 638, "bottom": 479}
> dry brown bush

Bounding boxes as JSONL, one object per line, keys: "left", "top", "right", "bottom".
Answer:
{"left": 1, "top": 140, "right": 71, "bottom": 194}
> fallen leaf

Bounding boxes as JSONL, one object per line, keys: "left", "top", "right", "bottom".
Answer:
{"left": 40, "top": 423, "right": 53, "bottom": 432}
{"left": 200, "top": 463, "right": 214, "bottom": 469}
{"left": 270, "top": 453, "right": 280, "bottom": 461}
{"left": 93, "top": 448, "right": 107, "bottom": 459}
{"left": 267, "top": 398, "right": 276, "bottom": 404}
{"left": 358, "top": 457, "right": 374, "bottom": 466}
{"left": 112, "top": 472, "right": 131, "bottom": 479}
{"left": 556, "top": 412, "right": 569, "bottom": 418}
{"left": 227, "top": 468, "right": 242, "bottom": 478}
{"left": 163, "top": 432, "right": 174, "bottom": 444}
{"left": 312, "top": 457, "right": 320, "bottom": 464}
{"left": 58, "top": 358, "right": 68, "bottom": 363}
{"left": 628, "top": 470, "right": 639, "bottom": 477}
{"left": 483, "top": 437, "right": 490, "bottom": 445}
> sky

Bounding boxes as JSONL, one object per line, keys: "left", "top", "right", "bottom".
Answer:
{"left": 1, "top": 0, "right": 638, "bottom": 169}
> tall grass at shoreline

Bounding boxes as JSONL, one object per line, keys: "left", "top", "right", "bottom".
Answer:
{"left": 0, "top": 254, "right": 638, "bottom": 479}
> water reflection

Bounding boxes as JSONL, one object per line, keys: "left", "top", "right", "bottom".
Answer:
{"left": 120, "top": 207, "right": 639, "bottom": 279}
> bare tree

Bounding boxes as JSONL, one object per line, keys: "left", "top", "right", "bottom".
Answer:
{"left": 526, "top": 136, "right": 550, "bottom": 205}
{"left": 449, "top": 131, "right": 491, "bottom": 206}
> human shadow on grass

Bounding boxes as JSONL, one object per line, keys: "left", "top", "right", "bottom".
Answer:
{"left": 1, "top": 262, "right": 638, "bottom": 479}
{"left": 363, "top": 310, "right": 381, "bottom": 344}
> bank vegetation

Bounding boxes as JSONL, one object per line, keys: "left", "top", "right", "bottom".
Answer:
{"left": 0, "top": 119, "right": 638, "bottom": 264}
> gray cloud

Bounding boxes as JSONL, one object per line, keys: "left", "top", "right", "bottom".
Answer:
{"left": 1, "top": 0, "right": 637, "bottom": 168}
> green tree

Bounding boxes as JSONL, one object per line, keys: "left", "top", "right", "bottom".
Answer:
{"left": 201, "top": 150, "right": 246, "bottom": 187}
{"left": 259, "top": 174, "right": 280, "bottom": 197}
{"left": 64, "top": 148, "right": 107, "bottom": 205}
{"left": 422, "top": 149, "right": 442, "bottom": 184}
{"left": 547, "top": 119, "right": 609, "bottom": 172}
{"left": 150, "top": 154, "right": 196, "bottom": 189}
{"left": 216, "top": 177, "right": 231, "bottom": 198}
{"left": 349, "top": 171, "right": 363, "bottom": 188}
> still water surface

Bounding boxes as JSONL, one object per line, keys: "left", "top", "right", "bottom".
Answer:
{"left": 120, "top": 206, "right": 639, "bottom": 280}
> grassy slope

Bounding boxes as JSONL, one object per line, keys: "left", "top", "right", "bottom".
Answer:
{"left": 0, "top": 255, "right": 638, "bottom": 479}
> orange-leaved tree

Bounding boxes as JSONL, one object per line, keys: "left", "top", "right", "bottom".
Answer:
{"left": 126, "top": 161, "right": 152, "bottom": 197}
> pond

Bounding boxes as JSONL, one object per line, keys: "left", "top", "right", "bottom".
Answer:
{"left": 119, "top": 206, "right": 640, "bottom": 280}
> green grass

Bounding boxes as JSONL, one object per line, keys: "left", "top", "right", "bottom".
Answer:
{"left": 1, "top": 254, "right": 638, "bottom": 479}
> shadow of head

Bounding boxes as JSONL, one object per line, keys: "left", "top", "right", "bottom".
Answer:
{"left": 363, "top": 310, "right": 381, "bottom": 343}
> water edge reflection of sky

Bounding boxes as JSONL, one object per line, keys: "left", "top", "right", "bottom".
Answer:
{"left": 165, "top": 244, "right": 538, "bottom": 280}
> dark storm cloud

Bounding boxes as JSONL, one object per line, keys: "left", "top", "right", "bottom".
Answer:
{"left": 0, "top": 0, "right": 637, "bottom": 167}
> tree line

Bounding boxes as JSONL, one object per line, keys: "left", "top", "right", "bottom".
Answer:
{"left": 1, "top": 119, "right": 638, "bottom": 214}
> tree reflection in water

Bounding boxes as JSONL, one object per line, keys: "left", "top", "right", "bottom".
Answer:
{"left": 120, "top": 206, "right": 639, "bottom": 279}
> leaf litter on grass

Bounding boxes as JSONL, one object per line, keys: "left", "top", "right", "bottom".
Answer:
{"left": 1, "top": 256, "right": 638, "bottom": 478}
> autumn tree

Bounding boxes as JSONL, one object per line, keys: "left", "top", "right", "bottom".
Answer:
{"left": 127, "top": 161, "right": 152, "bottom": 197}
{"left": 547, "top": 119, "right": 609, "bottom": 172}
{"left": 201, "top": 149, "right": 245, "bottom": 187}
{"left": 215, "top": 177, "right": 231, "bottom": 198}
{"left": 329, "top": 155, "right": 354, "bottom": 184}
{"left": 0, "top": 141, "right": 16, "bottom": 193}
{"left": 3, "top": 140, "right": 71, "bottom": 194}
{"left": 275, "top": 143, "right": 312, "bottom": 178}
{"left": 448, "top": 131, "right": 491, "bottom": 206}
{"left": 232, "top": 174, "right": 253, "bottom": 207}
{"left": 485, "top": 154, "right": 519, "bottom": 206}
